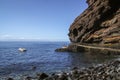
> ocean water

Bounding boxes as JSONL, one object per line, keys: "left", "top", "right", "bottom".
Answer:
{"left": 0, "top": 41, "right": 118, "bottom": 77}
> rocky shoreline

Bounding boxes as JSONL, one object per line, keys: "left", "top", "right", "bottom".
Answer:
{"left": 1, "top": 0, "right": 120, "bottom": 79}
{"left": 55, "top": 43, "right": 120, "bottom": 55}
{"left": 3, "top": 60, "right": 120, "bottom": 80}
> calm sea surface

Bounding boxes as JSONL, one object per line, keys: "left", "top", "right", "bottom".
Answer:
{"left": 0, "top": 41, "right": 118, "bottom": 77}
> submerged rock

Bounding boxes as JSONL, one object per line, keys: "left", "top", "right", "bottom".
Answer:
{"left": 31, "top": 66, "right": 37, "bottom": 70}
{"left": 7, "top": 77, "right": 14, "bottom": 80}
{"left": 25, "top": 76, "right": 32, "bottom": 80}
{"left": 37, "top": 73, "right": 49, "bottom": 80}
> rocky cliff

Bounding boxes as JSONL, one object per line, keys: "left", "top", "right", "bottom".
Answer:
{"left": 68, "top": 0, "right": 120, "bottom": 45}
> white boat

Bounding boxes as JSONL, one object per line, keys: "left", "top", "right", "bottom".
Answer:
{"left": 18, "top": 48, "right": 27, "bottom": 52}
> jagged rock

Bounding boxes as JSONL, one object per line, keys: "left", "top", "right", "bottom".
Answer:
{"left": 68, "top": 0, "right": 120, "bottom": 45}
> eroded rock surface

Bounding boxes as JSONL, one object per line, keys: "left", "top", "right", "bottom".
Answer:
{"left": 68, "top": 0, "right": 120, "bottom": 45}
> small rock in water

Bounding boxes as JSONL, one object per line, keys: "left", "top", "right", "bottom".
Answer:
{"left": 51, "top": 73, "right": 59, "bottom": 80}
{"left": 72, "top": 67, "right": 78, "bottom": 70}
{"left": 25, "top": 76, "right": 32, "bottom": 80}
{"left": 32, "top": 66, "right": 37, "bottom": 70}
{"left": 37, "top": 73, "right": 49, "bottom": 80}
{"left": 7, "top": 77, "right": 14, "bottom": 80}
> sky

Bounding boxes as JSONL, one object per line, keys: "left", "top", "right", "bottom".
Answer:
{"left": 0, "top": 0, "right": 88, "bottom": 41}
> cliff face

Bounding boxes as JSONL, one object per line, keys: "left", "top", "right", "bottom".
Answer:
{"left": 68, "top": 0, "right": 120, "bottom": 44}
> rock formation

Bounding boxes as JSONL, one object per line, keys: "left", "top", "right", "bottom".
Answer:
{"left": 68, "top": 0, "right": 120, "bottom": 45}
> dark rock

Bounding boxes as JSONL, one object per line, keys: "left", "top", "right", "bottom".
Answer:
{"left": 55, "top": 48, "right": 67, "bottom": 52}
{"left": 7, "top": 78, "right": 14, "bottom": 80}
{"left": 68, "top": 0, "right": 120, "bottom": 46}
{"left": 44, "top": 77, "right": 54, "bottom": 80}
{"left": 58, "top": 72, "right": 68, "bottom": 80}
{"left": 32, "top": 66, "right": 37, "bottom": 70}
{"left": 71, "top": 69, "right": 78, "bottom": 75}
{"left": 72, "top": 67, "right": 78, "bottom": 70}
{"left": 70, "top": 69, "right": 80, "bottom": 79}
{"left": 110, "top": 60, "right": 120, "bottom": 67}
{"left": 51, "top": 73, "right": 59, "bottom": 79}
{"left": 37, "top": 73, "right": 49, "bottom": 80}
{"left": 25, "top": 76, "right": 32, "bottom": 80}
{"left": 51, "top": 73, "right": 56, "bottom": 76}
{"left": 55, "top": 46, "right": 69, "bottom": 52}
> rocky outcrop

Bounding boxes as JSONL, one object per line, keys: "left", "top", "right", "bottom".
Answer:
{"left": 68, "top": 0, "right": 120, "bottom": 45}
{"left": 55, "top": 43, "right": 120, "bottom": 54}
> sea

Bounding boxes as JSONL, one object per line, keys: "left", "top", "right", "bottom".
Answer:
{"left": 0, "top": 41, "right": 119, "bottom": 78}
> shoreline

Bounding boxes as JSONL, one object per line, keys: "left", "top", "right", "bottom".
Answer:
{"left": 2, "top": 59, "right": 120, "bottom": 80}
{"left": 55, "top": 43, "right": 120, "bottom": 55}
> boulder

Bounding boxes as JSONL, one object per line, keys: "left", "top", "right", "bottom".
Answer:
{"left": 37, "top": 73, "right": 49, "bottom": 80}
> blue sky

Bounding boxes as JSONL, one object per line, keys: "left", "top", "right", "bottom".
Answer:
{"left": 0, "top": 0, "right": 87, "bottom": 41}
